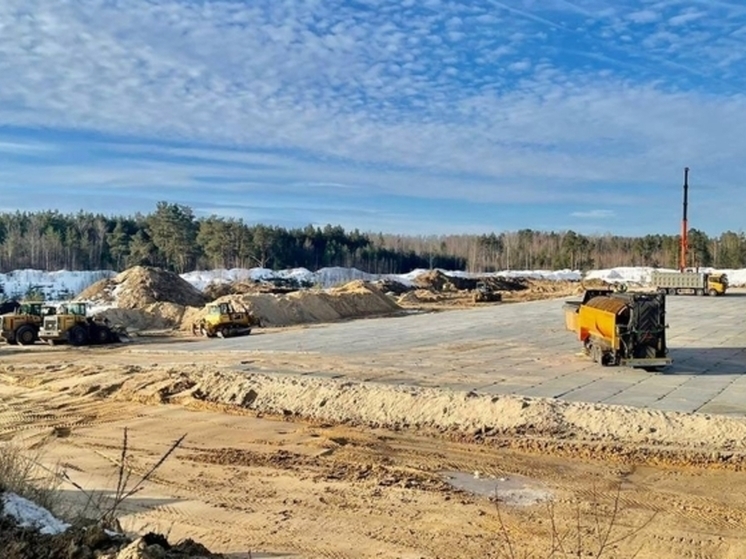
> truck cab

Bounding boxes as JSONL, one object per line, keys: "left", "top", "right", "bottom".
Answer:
{"left": 707, "top": 273, "right": 727, "bottom": 296}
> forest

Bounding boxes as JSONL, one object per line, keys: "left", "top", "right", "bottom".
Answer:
{"left": 0, "top": 202, "right": 744, "bottom": 274}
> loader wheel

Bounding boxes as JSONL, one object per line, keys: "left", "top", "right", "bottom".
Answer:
{"left": 15, "top": 325, "right": 36, "bottom": 346}
{"left": 92, "top": 326, "right": 111, "bottom": 344}
{"left": 69, "top": 325, "right": 88, "bottom": 346}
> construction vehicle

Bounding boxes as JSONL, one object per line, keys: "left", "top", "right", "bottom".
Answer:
{"left": 0, "top": 301, "right": 44, "bottom": 345}
{"left": 191, "top": 301, "right": 259, "bottom": 338}
{"left": 37, "top": 302, "right": 127, "bottom": 346}
{"left": 473, "top": 281, "right": 502, "bottom": 303}
{"left": 651, "top": 270, "right": 727, "bottom": 296}
{"left": 564, "top": 288, "right": 672, "bottom": 371}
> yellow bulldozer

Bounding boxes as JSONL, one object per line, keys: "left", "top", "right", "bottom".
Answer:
{"left": 37, "top": 302, "right": 128, "bottom": 346}
{"left": 191, "top": 301, "right": 260, "bottom": 338}
{"left": 0, "top": 301, "right": 44, "bottom": 345}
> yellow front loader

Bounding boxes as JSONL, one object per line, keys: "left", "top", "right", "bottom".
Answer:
{"left": 0, "top": 302, "right": 44, "bottom": 345}
{"left": 38, "top": 302, "right": 128, "bottom": 346}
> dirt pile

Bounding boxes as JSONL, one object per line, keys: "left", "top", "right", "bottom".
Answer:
{"left": 414, "top": 270, "right": 471, "bottom": 292}
{"left": 414, "top": 270, "right": 531, "bottom": 293}
{"left": 0, "top": 501, "right": 223, "bottom": 559}
{"left": 87, "top": 365, "right": 746, "bottom": 460}
{"left": 77, "top": 266, "right": 207, "bottom": 309}
{"left": 95, "top": 302, "right": 188, "bottom": 332}
{"left": 372, "top": 278, "right": 413, "bottom": 295}
{"left": 182, "top": 280, "right": 401, "bottom": 329}
{"left": 203, "top": 280, "right": 299, "bottom": 300}
{"left": 76, "top": 267, "right": 208, "bottom": 332}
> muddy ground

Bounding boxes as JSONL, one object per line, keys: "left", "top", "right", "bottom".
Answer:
{"left": 1, "top": 344, "right": 746, "bottom": 559}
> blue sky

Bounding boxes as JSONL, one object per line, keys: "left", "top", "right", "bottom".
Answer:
{"left": 1, "top": 0, "right": 745, "bottom": 236}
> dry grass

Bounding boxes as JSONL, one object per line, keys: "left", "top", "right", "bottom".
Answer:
{"left": 56, "top": 427, "right": 186, "bottom": 531}
{"left": 494, "top": 482, "right": 658, "bottom": 559}
{"left": 0, "top": 442, "right": 62, "bottom": 514}
{"left": 1, "top": 427, "right": 185, "bottom": 534}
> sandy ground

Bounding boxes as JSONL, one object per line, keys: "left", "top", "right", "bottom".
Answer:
{"left": 2, "top": 347, "right": 746, "bottom": 558}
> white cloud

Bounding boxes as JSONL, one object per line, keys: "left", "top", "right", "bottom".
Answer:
{"left": 571, "top": 209, "right": 616, "bottom": 219}
{"left": 627, "top": 9, "right": 660, "bottom": 24}
{"left": 0, "top": 0, "right": 744, "bottom": 233}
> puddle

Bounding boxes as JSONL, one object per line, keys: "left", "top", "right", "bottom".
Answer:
{"left": 441, "top": 470, "right": 553, "bottom": 506}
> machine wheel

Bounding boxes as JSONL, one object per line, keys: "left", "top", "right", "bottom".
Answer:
{"left": 696, "top": 289, "right": 705, "bottom": 296}
{"left": 15, "top": 325, "right": 36, "bottom": 346}
{"left": 708, "top": 288, "right": 718, "bottom": 297}
{"left": 69, "top": 325, "right": 88, "bottom": 346}
{"left": 92, "top": 326, "right": 111, "bottom": 344}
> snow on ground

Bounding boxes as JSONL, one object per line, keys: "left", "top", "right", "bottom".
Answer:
{"left": 0, "top": 270, "right": 115, "bottom": 300}
{"left": 1, "top": 492, "right": 70, "bottom": 535}
{"left": 585, "top": 267, "right": 677, "bottom": 284}
{"left": 2, "top": 266, "right": 746, "bottom": 301}
{"left": 182, "top": 266, "right": 405, "bottom": 289}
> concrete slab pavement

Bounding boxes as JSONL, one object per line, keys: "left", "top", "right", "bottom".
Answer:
{"left": 132, "top": 289, "right": 746, "bottom": 415}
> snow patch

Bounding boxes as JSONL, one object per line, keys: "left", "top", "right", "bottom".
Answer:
{"left": 0, "top": 270, "right": 115, "bottom": 300}
{"left": 1, "top": 492, "right": 70, "bottom": 535}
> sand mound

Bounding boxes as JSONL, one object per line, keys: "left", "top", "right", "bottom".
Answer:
{"left": 98, "top": 366, "right": 746, "bottom": 460}
{"left": 94, "top": 302, "right": 189, "bottom": 332}
{"left": 77, "top": 267, "right": 207, "bottom": 331}
{"left": 182, "top": 280, "right": 401, "bottom": 329}
{"left": 77, "top": 266, "right": 207, "bottom": 309}
{"left": 203, "top": 280, "right": 299, "bottom": 300}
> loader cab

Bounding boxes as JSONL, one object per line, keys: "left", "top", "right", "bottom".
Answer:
{"left": 58, "top": 302, "right": 87, "bottom": 316}
{"left": 17, "top": 302, "right": 43, "bottom": 316}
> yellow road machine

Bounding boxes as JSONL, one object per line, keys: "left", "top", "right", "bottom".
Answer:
{"left": 564, "top": 289, "right": 672, "bottom": 371}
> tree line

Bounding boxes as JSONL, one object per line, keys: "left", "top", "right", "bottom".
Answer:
{"left": 0, "top": 202, "right": 743, "bottom": 274}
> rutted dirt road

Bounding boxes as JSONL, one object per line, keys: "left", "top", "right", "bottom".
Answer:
{"left": 2, "top": 350, "right": 746, "bottom": 558}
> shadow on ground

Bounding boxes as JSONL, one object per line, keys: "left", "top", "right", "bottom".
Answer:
{"left": 666, "top": 347, "right": 746, "bottom": 375}
{"left": 55, "top": 489, "right": 184, "bottom": 521}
